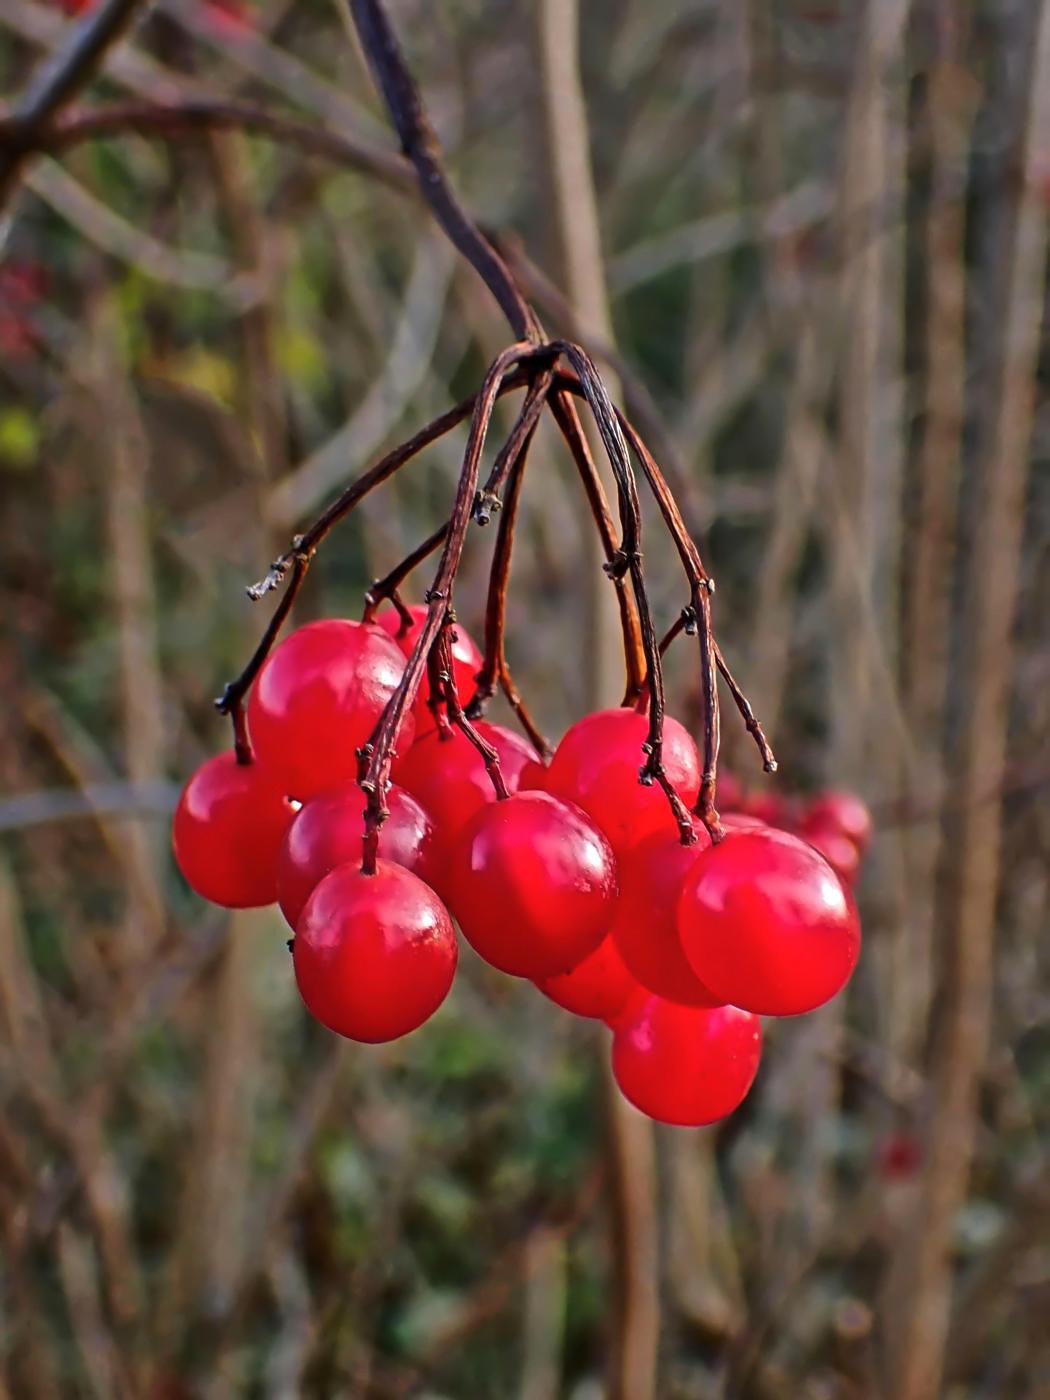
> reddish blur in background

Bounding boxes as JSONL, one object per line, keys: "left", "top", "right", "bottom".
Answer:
{"left": 0, "top": 2, "right": 1047, "bottom": 1397}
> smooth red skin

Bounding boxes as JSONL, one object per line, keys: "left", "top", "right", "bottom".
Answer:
{"left": 448, "top": 791, "right": 619, "bottom": 979}
{"left": 610, "top": 822, "right": 723, "bottom": 1007}
{"left": 721, "top": 813, "right": 769, "bottom": 831}
{"left": 799, "top": 819, "right": 861, "bottom": 885}
{"left": 392, "top": 721, "right": 536, "bottom": 870}
{"left": 375, "top": 605, "right": 483, "bottom": 721}
{"left": 612, "top": 997, "right": 762, "bottom": 1126}
{"left": 803, "top": 790, "right": 873, "bottom": 852}
{"left": 293, "top": 860, "right": 456, "bottom": 1043}
{"left": 677, "top": 828, "right": 861, "bottom": 1016}
{"left": 247, "top": 619, "right": 414, "bottom": 800}
{"left": 542, "top": 708, "right": 701, "bottom": 857}
{"left": 737, "top": 791, "right": 791, "bottom": 826}
{"left": 277, "top": 782, "right": 436, "bottom": 928}
{"left": 536, "top": 936, "right": 638, "bottom": 1022}
{"left": 173, "top": 751, "right": 294, "bottom": 908}
{"left": 517, "top": 757, "right": 549, "bottom": 791}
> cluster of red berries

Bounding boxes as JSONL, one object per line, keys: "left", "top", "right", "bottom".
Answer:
{"left": 173, "top": 609, "right": 866, "bottom": 1127}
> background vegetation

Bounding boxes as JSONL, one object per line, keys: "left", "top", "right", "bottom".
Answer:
{"left": 0, "top": 1, "right": 1047, "bottom": 1396}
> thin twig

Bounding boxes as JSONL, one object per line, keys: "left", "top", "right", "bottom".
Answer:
{"left": 0, "top": 0, "right": 149, "bottom": 209}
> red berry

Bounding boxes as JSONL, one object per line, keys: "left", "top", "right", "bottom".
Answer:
{"left": 716, "top": 770, "right": 744, "bottom": 811}
{"left": 610, "top": 822, "right": 722, "bottom": 1007}
{"left": 799, "top": 820, "right": 861, "bottom": 885}
{"left": 204, "top": 0, "right": 251, "bottom": 33}
{"left": 543, "top": 708, "right": 700, "bottom": 857}
{"left": 738, "top": 790, "right": 790, "bottom": 826}
{"left": 247, "top": 620, "right": 414, "bottom": 800}
{"left": 393, "top": 721, "right": 536, "bottom": 863}
{"left": 375, "top": 604, "right": 483, "bottom": 722}
{"left": 537, "top": 935, "right": 637, "bottom": 1023}
{"left": 173, "top": 752, "right": 294, "bottom": 908}
{"left": 677, "top": 828, "right": 861, "bottom": 1016}
{"left": 293, "top": 860, "right": 456, "bottom": 1043}
{"left": 277, "top": 782, "right": 435, "bottom": 927}
{"left": 612, "top": 997, "right": 762, "bottom": 1126}
{"left": 803, "top": 790, "right": 873, "bottom": 852}
{"left": 877, "top": 1131, "right": 922, "bottom": 1180}
{"left": 447, "top": 791, "right": 618, "bottom": 979}
{"left": 517, "top": 756, "right": 549, "bottom": 791}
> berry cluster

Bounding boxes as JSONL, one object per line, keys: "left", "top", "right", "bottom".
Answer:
{"left": 174, "top": 607, "right": 866, "bottom": 1128}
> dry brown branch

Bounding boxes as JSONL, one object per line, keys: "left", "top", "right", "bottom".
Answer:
{"left": 894, "top": 4, "right": 1050, "bottom": 1394}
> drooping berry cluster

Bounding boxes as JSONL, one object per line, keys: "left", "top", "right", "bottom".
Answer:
{"left": 174, "top": 606, "right": 866, "bottom": 1128}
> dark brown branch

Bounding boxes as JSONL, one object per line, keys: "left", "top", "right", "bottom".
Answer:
{"left": 14, "top": 98, "right": 413, "bottom": 190}
{"left": 346, "top": 0, "right": 541, "bottom": 344}
{"left": 547, "top": 394, "right": 646, "bottom": 696}
{"left": 554, "top": 342, "right": 698, "bottom": 845}
{"left": 0, "top": 0, "right": 149, "bottom": 208}
{"left": 466, "top": 391, "right": 551, "bottom": 757}
{"left": 358, "top": 341, "right": 541, "bottom": 872}
{"left": 245, "top": 364, "right": 542, "bottom": 601}
{"left": 215, "top": 550, "right": 311, "bottom": 763}
{"left": 435, "top": 630, "right": 511, "bottom": 798}
{"left": 363, "top": 524, "right": 448, "bottom": 620}
{"left": 475, "top": 369, "right": 553, "bottom": 524}
{"left": 618, "top": 412, "right": 776, "bottom": 787}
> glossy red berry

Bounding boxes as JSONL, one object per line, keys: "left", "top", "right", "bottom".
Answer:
{"left": 536, "top": 935, "right": 637, "bottom": 1023}
{"left": 610, "top": 821, "right": 722, "bottom": 1007}
{"left": 375, "top": 604, "right": 484, "bottom": 722}
{"left": 677, "top": 828, "right": 861, "bottom": 1016}
{"left": 542, "top": 707, "right": 701, "bottom": 857}
{"left": 293, "top": 860, "right": 456, "bottom": 1043}
{"left": 612, "top": 997, "right": 762, "bottom": 1126}
{"left": 517, "top": 756, "right": 549, "bottom": 791}
{"left": 393, "top": 721, "right": 536, "bottom": 862}
{"left": 277, "top": 782, "right": 436, "bottom": 928}
{"left": 803, "top": 790, "right": 873, "bottom": 852}
{"left": 448, "top": 791, "right": 619, "bottom": 979}
{"left": 173, "top": 751, "right": 294, "bottom": 908}
{"left": 247, "top": 619, "right": 414, "bottom": 800}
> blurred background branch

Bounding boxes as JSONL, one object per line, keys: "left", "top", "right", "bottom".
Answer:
{"left": 0, "top": 0, "right": 1047, "bottom": 1396}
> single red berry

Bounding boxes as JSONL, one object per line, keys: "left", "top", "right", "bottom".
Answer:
{"left": 375, "top": 604, "right": 483, "bottom": 723}
{"left": 610, "top": 821, "right": 722, "bottom": 1007}
{"left": 612, "top": 997, "right": 762, "bottom": 1126}
{"left": 447, "top": 791, "right": 618, "bottom": 979}
{"left": 277, "top": 782, "right": 436, "bottom": 928}
{"left": 803, "top": 790, "right": 873, "bottom": 852}
{"left": 876, "top": 1131, "right": 922, "bottom": 1180}
{"left": 517, "top": 756, "right": 549, "bottom": 791}
{"left": 799, "top": 819, "right": 861, "bottom": 885}
{"left": 392, "top": 721, "right": 536, "bottom": 866}
{"left": 293, "top": 860, "right": 456, "bottom": 1043}
{"left": 247, "top": 619, "right": 414, "bottom": 800}
{"left": 542, "top": 707, "right": 700, "bottom": 857}
{"left": 738, "top": 790, "right": 790, "bottom": 826}
{"left": 677, "top": 828, "right": 861, "bottom": 1016}
{"left": 173, "top": 751, "right": 294, "bottom": 908}
{"left": 536, "top": 935, "right": 637, "bottom": 1023}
